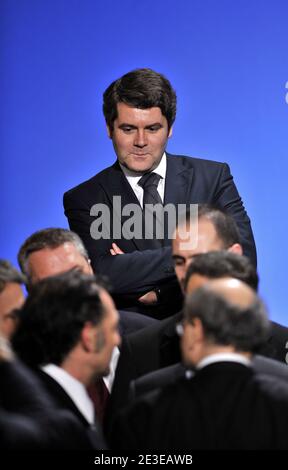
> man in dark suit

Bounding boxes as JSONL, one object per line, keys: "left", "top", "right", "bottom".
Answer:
{"left": 63, "top": 68, "right": 256, "bottom": 317}
{"left": 128, "top": 252, "right": 288, "bottom": 401}
{"left": 0, "top": 332, "right": 104, "bottom": 450}
{"left": 12, "top": 270, "right": 121, "bottom": 434}
{"left": 130, "top": 356, "right": 288, "bottom": 404}
{"left": 17, "top": 227, "right": 157, "bottom": 426}
{"left": 112, "top": 279, "right": 288, "bottom": 450}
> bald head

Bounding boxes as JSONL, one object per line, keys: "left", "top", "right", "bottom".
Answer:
{"left": 203, "top": 278, "right": 256, "bottom": 310}
{"left": 184, "top": 277, "right": 269, "bottom": 354}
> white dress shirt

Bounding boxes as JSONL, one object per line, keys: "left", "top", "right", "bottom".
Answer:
{"left": 103, "top": 346, "right": 120, "bottom": 392}
{"left": 120, "top": 153, "right": 167, "bottom": 207}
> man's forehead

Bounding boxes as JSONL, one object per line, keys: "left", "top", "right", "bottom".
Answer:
{"left": 173, "top": 218, "right": 221, "bottom": 254}
{"left": 116, "top": 103, "right": 165, "bottom": 122}
{"left": 27, "top": 243, "right": 89, "bottom": 281}
{"left": 29, "top": 242, "right": 81, "bottom": 261}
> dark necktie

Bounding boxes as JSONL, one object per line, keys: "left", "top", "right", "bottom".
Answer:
{"left": 87, "top": 378, "right": 109, "bottom": 425}
{"left": 138, "top": 172, "right": 163, "bottom": 248}
{"left": 138, "top": 172, "right": 162, "bottom": 205}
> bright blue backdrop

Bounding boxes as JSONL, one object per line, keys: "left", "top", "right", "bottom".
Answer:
{"left": 1, "top": 0, "right": 287, "bottom": 324}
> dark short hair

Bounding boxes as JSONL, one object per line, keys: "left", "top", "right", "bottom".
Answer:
{"left": 184, "top": 251, "right": 258, "bottom": 292}
{"left": 12, "top": 270, "right": 106, "bottom": 367}
{"left": 0, "top": 259, "right": 25, "bottom": 293}
{"left": 178, "top": 204, "right": 241, "bottom": 248}
{"left": 18, "top": 228, "right": 89, "bottom": 278}
{"left": 103, "top": 68, "right": 177, "bottom": 131}
{"left": 184, "top": 285, "right": 269, "bottom": 353}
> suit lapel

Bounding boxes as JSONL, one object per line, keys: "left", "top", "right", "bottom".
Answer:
{"left": 99, "top": 162, "right": 144, "bottom": 250}
{"left": 163, "top": 154, "right": 194, "bottom": 246}
{"left": 164, "top": 153, "right": 194, "bottom": 206}
{"left": 100, "top": 161, "right": 140, "bottom": 208}
{"left": 99, "top": 155, "right": 194, "bottom": 251}
{"left": 37, "top": 370, "right": 90, "bottom": 427}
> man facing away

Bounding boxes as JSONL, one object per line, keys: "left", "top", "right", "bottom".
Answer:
{"left": 112, "top": 278, "right": 288, "bottom": 450}
{"left": 12, "top": 270, "right": 121, "bottom": 438}
{"left": 0, "top": 329, "right": 102, "bottom": 450}
{"left": 64, "top": 68, "right": 256, "bottom": 318}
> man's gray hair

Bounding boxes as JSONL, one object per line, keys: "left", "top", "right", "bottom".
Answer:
{"left": 18, "top": 228, "right": 89, "bottom": 278}
{"left": 184, "top": 285, "right": 270, "bottom": 353}
{"left": 0, "top": 259, "right": 26, "bottom": 293}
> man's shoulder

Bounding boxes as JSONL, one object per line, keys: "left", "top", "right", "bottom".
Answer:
{"left": 63, "top": 162, "right": 118, "bottom": 200}
{"left": 252, "top": 354, "right": 288, "bottom": 380}
{"left": 254, "top": 369, "right": 288, "bottom": 402}
{"left": 167, "top": 153, "right": 227, "bottom": 172}
{"left": 125, "top": 311, "right": 182, "bottom": 349}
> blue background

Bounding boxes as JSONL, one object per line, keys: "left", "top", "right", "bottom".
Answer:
{"left": 1, "top": 0, "right": 287, "bottom": 324}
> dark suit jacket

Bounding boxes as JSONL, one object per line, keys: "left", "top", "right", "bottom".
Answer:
{"left": 112, "top": 362, "right": 288, "bottom": 450}
{"left": 108, "top": 313, "right": 288, "bottom": 419}
{"left": 129, "top": 356, "right": 288, "bottom": 402}
{"left": 64, "top": 154, "right": 256, "bottom": 316}
{"left": 0, "top": 360, "right": 104, "bottom": 450}
{"left": 118, "top": 309, "right": 158, "bottom": 336}
{"left": 36, "top": 370, "right": 93, "bottom": 428}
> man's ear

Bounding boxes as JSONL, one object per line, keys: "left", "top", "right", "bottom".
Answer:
{"left": 81, "top": 323, "right": 104, "bottom": 352}
{"left": 185, "top": 317, "right": 204, "bottom": 349}
{"left": 168, "top": 126, "right": 173, "bottom": 138}
{"left": 190, "top": 318, "right": 204, "bottom": 343}
{"left": 228, "top": 243, "right": 243, "bottom": 256}
{"left": 81, "top": 324, "right": 93, "bottom": 351}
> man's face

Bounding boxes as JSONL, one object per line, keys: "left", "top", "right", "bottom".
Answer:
{"left": 0, "top": 283, "right": 24, "bottom": 338}
{"left": 94, "top": 289, "right": 121, "bottom": 377}
{"left": 172, "top": 218, "right": 224, "bottom": 291}
{"left": 108, "top": 102, "right": 172, "bottom": 174}
{"left": 27, "top": 242, "right": 93, "bottom": 284}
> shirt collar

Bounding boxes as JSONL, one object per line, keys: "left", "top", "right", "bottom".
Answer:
{"left": 42, "top": 363, "right": 95, "bottom": 425}
{"left": 196, "top": 352, "right": 251, "bottom": 370}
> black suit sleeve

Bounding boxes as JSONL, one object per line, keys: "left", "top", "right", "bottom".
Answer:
{"left": 213, "top": 163, "right": 257, "bottom": 266}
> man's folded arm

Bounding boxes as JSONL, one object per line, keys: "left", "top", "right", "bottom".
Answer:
{"left": 64, "top": 192, "right": 175, "bottom": 294}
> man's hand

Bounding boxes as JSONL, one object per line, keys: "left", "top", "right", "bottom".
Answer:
{"left": 110, "top": 243, "right": 124, "bottom": 256}
{"left": 138, "top": 290, "right": 158, "bottom": 305}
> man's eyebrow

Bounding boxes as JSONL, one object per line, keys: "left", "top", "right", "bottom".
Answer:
{"left": 172, "top": 254, "right": 185, "bottom": 260}
{"left": 118, "top": 123, "right": 137, "bottom": 128}
{"left": 118, "top": 122, "right": 164, "bottom": 129}
{"left": 145, "top": 122, "right": 163, "bottom": 128}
